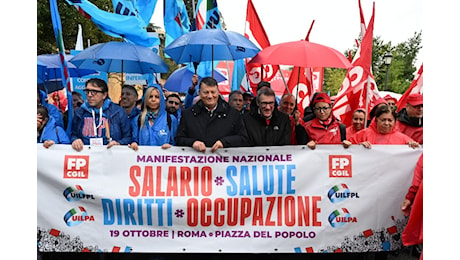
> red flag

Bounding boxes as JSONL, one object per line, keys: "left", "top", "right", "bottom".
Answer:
{"left": 396, "top": 64, "right": 423, "bottom": 112}
{"left": 358, "top": 0, "right": 367, "bottom": 39}
{"left": 286, "top": 67, "right": 308, "bottom": 116}
{"left": 332, "top": 3, "right": 381, "bottom": 127}
{"left": 244, "top": 0, "right": 278, "bottom": 92}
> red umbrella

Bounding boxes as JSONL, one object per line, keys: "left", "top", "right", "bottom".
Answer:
{"left": 249, "top": 39, "right": 352, "bottom": 69}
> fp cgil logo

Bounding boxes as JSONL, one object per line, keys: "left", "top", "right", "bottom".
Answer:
{"left": 329, "top": 155, "right": 352, "bottom": 178}
{"left": 64, "top": 155, "right": 89, "bottom": 179}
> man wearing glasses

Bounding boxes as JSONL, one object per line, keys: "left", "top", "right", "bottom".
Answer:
{"left": 302, "top": 92, "right": 347, "bottom": 149}
{"left": 396, "top": 93, "right": 423, "bottom": 144}
{"left": 70, "top": 78, "right": 132, "bottom": 151}
{"left": 242, "top": 87, "right": 292, "bottom": 146}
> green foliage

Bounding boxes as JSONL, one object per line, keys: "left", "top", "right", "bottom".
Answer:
{"left": 323, "top": 31, "right": 422, "bottom": 96}
{"left": 37, "top": 0, "right": 119, "bottom": 55}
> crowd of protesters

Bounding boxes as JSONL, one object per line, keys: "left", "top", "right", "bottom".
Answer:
{"left": 38, "top": 76, "right": 423, "bottom": 259}
{"left": 38, "top": 76, "right": 423, "bottom": 150}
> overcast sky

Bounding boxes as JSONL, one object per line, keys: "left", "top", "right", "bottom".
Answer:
{"left": 151, "top": 0, "right": 423, "bottom": 67}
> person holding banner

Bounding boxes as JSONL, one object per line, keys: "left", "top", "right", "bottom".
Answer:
{"left": 243, "top": 87, "right": 292, "bottom": 146}
{"left": 175, "top": 77, "right": 249, "bottom": 152}
{"left": 302, "top": 92, "right": 348, "bottom": 149}
{"left": 120, "top": 85, "right": 141, "bottom": 127}
{"left": 129, "top": 85, "right": 178, "bottom": 150}
{"left": 346, "top": 109, "right": 366, "bottom": 137}
{"left": 71, "top": 78, "right": 132, "bottom": 151}
{"left": 37, "top": 105, "right": 70, "bottom": 148}
{"left": 349, "top": 105, "right": 419, "bottom": 149}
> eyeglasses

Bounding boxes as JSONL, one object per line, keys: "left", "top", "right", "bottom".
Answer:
{"left": 314, "top": 106, "right": 331, "bottom": 112}
{"left": 260, "top": 101, "right": 275, "bottom": 107}
{"left": 168, "top": 100, "right": 180, "bottom": 105}
{"left": 84, "top": 89, "right": 104, "bottom": 96}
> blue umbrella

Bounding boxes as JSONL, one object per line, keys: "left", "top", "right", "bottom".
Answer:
{"left": 164, "top": 29, "right": 260, "bottom": 65}
{"left": 70, "top": 41, "right": 169, "bottom": 75}
{"left": 37, "top": 54, "right": 97, "bottom": 83}
{"left": 164, "top": 66, "right": 227, "bottom": 93}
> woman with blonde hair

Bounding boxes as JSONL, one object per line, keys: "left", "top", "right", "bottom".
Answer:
{"left": 129, "top": 85, "right": 178, "bottom": 150}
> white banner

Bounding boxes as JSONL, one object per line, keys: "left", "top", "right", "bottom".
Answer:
{"left": 37, "top": 144, "right": 422, "bottom": 253}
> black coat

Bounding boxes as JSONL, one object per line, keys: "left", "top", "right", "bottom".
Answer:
{"left": 242, "top": 105, "right": 291, "bottom": 146}
{"left": 175, "top": 97, "right": 249, "bottom": 148}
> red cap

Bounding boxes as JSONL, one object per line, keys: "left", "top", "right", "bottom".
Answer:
{"left": 312, "top": 92, "right": 331, "bottom": 106}
{"left": 406, "top": 93, "right": 423, "bottom": 106}
{"left": 383, "top": 94, "right": 397, "bottom": 103}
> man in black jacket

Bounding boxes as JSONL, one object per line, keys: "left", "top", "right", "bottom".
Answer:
{"left": 175, "top": 77, "right": 249, "bottom": 152}
{"left": 243, "top": 87, "right": 291, "bottom": 146}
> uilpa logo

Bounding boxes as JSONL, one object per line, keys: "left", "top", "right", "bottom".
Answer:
{"left": 327, "top": 184, "right": 360, "bottom": 203}
{"left": 63, "top": 206, "right": 95, "bottom": 227}
{"left": 64, "top": 155, "right": 89, "bottom": 179}
{"left": 63, "top": 185, "right": 95, "bottom": 202}
{"left": 329, "top": 155, "right": 352, "bottom": 178}
{"left": 328, "top": 208, "right": 357, "bottom": 228}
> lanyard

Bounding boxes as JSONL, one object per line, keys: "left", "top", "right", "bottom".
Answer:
{"left": 91, "top": 107, "right": 103, "bottom": 137}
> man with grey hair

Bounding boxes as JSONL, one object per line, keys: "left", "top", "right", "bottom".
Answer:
{"left": 242, "top": 87, "right": 291, "bottom": 146}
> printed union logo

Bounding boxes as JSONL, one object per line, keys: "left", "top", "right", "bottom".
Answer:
{"left": 328, "top": 208, "right": 357, "bottom": 228}
{"left": 327, "top": 184, "right": 360, "bottom": 203}
{"left": 63, "top": 206, "right": 95, "bottom": 227}
{"left": 64, "top": 155, "right": 89, "bottom": 179}
{"left": 63, "top": 185, "right": 95, "bottom": 202}
{"left": 329, "top": 155, "right": 352, "bottom": 178}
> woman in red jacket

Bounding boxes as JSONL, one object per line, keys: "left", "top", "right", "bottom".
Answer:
{"left": 349, "top": 104, "right": 419, "bottom": 149}
{"left": 303, "top": 92, "right": 347, "bottom": 149}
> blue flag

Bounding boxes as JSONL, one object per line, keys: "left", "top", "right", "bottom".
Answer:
{"left": 231, "top": 59, "right": 246, "bottom": 91}
{"left": 205, "top": 0, "right": 222, "bottom": 29}
{"left": 112, "top": 0, "right": 158, "bottom": 26}
{"left": 66, "top": 0, "right": 159, "bottom": 47}
{"left": 50, "top": 0, "right": 73, "bottom": 135}
{"left": 164, "top": 0, "right": 191, "bottom": 49}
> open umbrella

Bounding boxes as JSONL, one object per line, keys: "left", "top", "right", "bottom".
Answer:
{"left": 164, "top": 66, "right": 227, "bottom": 93}
{"left": 37, "top": 54, "right": 97, "bottom": 83}
{"left": 249, "top": 40, "right": 352, "bottom": 69}
{"left": 70, "top": 41, "right": 169, "bottom": 84}
{"left": 164, "top": 29, "right": 260, "bottom": 65}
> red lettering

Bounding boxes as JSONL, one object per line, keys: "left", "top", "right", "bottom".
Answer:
{"left": 128, "top": 166, "right": 141, "bottom": 196}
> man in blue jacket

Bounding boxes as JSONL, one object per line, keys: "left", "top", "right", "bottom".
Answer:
{"left": 71, "top": 78, "right": 132, "bottom": 151}
{"left": 37, "top": 105, "right": 70, "bottom": 148}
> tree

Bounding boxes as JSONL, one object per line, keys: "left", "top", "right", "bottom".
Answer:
{"left": 322, "top": 31, "right": 422, "bottom": 96}
{"left": 37, "top": 0, "right": 116, "bottom": 55}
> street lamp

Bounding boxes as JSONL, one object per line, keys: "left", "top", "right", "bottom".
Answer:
{"left": 383, "top": 51, "right": 393, "bottom": 91}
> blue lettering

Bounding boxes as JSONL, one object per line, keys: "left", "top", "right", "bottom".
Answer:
{"left": 226, "top": 166, "right": 238, "bottom": 196}
{"left": 115, "top": 199, "right": 122, "bottom": 225}
{"left": 275, "top": 165, "right": 285, "bottom": 194}
{"left": 123, "top": 199, "right": 136, "bottom": 225}
{"left": 252, "top": 165, "right": 261, "bottom": 195}
{"left": 156, "top": 198, "right": 165, "bottom": 226}
{"left": 239, "top": 166, "right": 251, "bottom": 195}
{"left": 263, "top": 165, "right": 274, "bottom": 195}
{"left": 145, "top": 199, "right": 154, "bottom": 225}
{"left": 101, "top": 199, "right": 114, "bottom": 225}
{"left": 286, "top": 164, "right": 296, "bottom": 194}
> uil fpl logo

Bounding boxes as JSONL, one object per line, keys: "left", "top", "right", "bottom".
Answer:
{"left": 64, "top": 155, "right": 89, "bottom": 179}
{"left": 329, "top": 155, "right": 352, "bottom": 178}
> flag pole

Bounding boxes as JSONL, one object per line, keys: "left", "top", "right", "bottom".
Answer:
{"left": 278, "top": 65, "right": 289, "bottom": 94}
{"left": 364, "top": 75, "right": 371, "bottom": 128}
